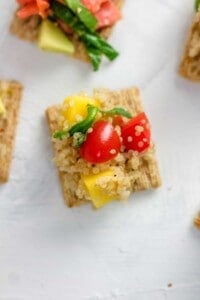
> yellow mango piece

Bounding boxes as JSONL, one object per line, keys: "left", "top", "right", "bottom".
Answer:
{"left": 0, "top": 97, "right": 6, "bottom": 117}
{"left": 82, "top": 170, "right": 118, "bottom": 209}
{"left": 61, "top": 95, "right": 100, "bottom": 127}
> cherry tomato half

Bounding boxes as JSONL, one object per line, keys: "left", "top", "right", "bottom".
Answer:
{"left": 80, "top": 120, "right": 121, "bottom": 163}
{"left": 112, "top": 115, "right": 125, "bottom": 127}
{"left": 121, "top": 112, "right": 151, "bottom": 153}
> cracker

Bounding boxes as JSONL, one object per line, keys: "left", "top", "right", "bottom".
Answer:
{"left": 0, "top": 81, "right": 23, "bottom": 183}
{"left": 46, "top": 88, "right": 161, "bottom": 208}
{"left": 179, "top": 12, "right": 200, "bottom": 82}
{"left": 46, "top": 106, "right": 87, "bottom": 207}
{"left": 10, "top": 0, "right": 124, "bottom": 62}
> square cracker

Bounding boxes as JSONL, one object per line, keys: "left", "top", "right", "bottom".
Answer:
{"left": 179, "top": 12, "right": 200, "bottom": 82}
{"left": 0, "top": 81, "right": 23, "bottom": 183}
{"left": 10, "top": 0, "right": 124, "bottom": 62}
{"left": 46, "top": 88, "right": 161, "bottom": 207}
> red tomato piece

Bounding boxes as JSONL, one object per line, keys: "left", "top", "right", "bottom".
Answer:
{"left": 37, "top": 0, "right": 49, "bottom": 17}
{"left": 17, "top": 2, "right": 39, "bottom": 18}
{"left": 81, "top": 0, "right": 121, "bottom": 28}
{"left": 80, "top": 120, "right": 121, "bottom": 163}
{"left": 112, "top": 115, "right": 125, "bottom": 127}
{"left": 17, "top": 0, "right": 49, "bottom": 19}
{"left": 94, "top": 1, "right": 121, "bottom": 28}
{"left": 81, "top": 0, "right": 107, "bottom": 13}
{"left": 17, "top": 0, "right": 33, "bottom": 5}
{"left": 121, "top": 113, "right": 151, "bottom": 153}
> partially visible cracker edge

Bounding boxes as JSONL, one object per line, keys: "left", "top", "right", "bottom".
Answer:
{"left": 0, "top": 81, "right": 23, "bottom": 183}
{"left": 10, "top": 14, "right": 41, "bottom": 42}
{"left": 46, "top": 87, "right": 161, "bottom": 208}
{"left": 179, "top": 12, "right": 200, "bottom": 82}
{"left": 194, "top": 212, "right": 200, "bottom": 229}
{"left": 10, "top": 0, "right": 124, "bottom": 62}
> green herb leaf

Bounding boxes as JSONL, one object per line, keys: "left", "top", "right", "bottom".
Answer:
{"left": 65, "top": 0, "right": 97, "bottom": 31}
{"left": 94, "top": 35, "right": 119, "bottom": 61}
{"left": 69, "top": 105, "right": 99, "bottom": 135}
{"left": 85, "top": 45, "right": 102, "bottom": 71}
{"left": 101, "top": 107, "right": 132, "bottom": 118}
{"left": 53, "top": 130, "right": 69, "bottom": 140}
{"left": 81, "top": 32, "right": 119, "bottom": 61}
{"left": 72, "top": 132, "right": 86, "bottom": 147}
{"left": 52, "top": 1, "right": 85, "bottom": 32}
{"left": 195, "top": 0, "right": 200, "bottom": 11}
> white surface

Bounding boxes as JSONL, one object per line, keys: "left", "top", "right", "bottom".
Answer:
{"left": 0, "top": 0, "right": 200, "bottom": 299}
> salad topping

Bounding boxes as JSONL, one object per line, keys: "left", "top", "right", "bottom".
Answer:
{"left": 16, "top": 0, "right": 121, "bottom": 70}
{"left": 53, "top": 96, "right": 151, "bottom": 164}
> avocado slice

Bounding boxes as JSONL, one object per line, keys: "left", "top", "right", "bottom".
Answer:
{"left": 38, "top": 20, "right": 75, "bottom": 55}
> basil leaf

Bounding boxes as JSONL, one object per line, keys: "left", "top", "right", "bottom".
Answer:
{"left": 53, "top": 130, "right": 68, "bottom": 140}
{"left": 101, "top": 107, "right": 132, "bottom": 119}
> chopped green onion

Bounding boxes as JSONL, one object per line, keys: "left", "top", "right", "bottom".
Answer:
{"left": 53, "top": 130, "right": 68, "bottom": 140}
{"left": 81, "top": 32, "right": 119, "bottom": 61}
{"left": 85, "top": 45, "right": 102, "bottom": 71}
{"left": 65, "top": 0, "right": 97, "bottom": 31}
{"left": 69, "top": 105, "right": 99, "bottom": 135}
{"left": 101, "top": 107, "right": 132, "bottom": 119}
{"left": 195, "top": 0, "right": 200, "bottom": 11}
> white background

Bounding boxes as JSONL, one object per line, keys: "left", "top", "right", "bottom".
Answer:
{"left": 1, "top": 0, "right": 200, "bottom": 299}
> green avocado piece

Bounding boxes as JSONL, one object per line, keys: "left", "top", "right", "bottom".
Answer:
{"left": 38, "top": 20, "right": 75, "bottom": 55}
